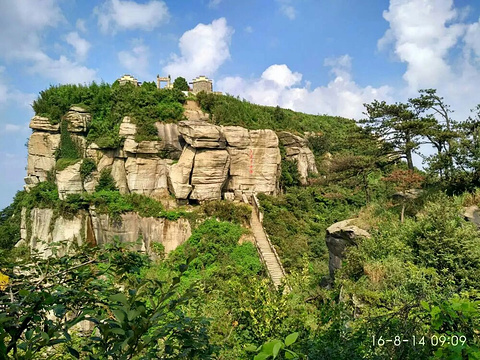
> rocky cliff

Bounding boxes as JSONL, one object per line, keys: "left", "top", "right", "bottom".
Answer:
{"left": 25, "top": 103, "right": 317, "bottom": 203}
{"left": 22, "top": 102, "right": 317, "bottom": 255}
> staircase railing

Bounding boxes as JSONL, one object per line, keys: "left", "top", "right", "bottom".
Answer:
{"left": 250, "top": 194, "right": 288, "bottom": 282}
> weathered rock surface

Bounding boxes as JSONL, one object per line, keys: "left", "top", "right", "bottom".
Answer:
{"left": 156, "top": 122, "right": 184, "bottom": 159}
{"left": 226, "top": 129, "right": 281, "bottom": 196}
{"left": 124, "top": 138, "right": 162, "bottom": 154}
{"left": 64, "top": 106, "right": 91, "bottom": 133}
{"left": 278, "top": 131, "right": 318, "bottom": 185}
{"left": 56, "top": 161, "right": 83, "bottom": 200}
{"left": 89, "top": 210, "right": 191, "bottom": 255}
{"left": 326, "top": 219, "right": 371, "bottom": 279}
{"left": 26, "top": 132, "right": 61, "bottom": 183}
{"left": 222, "top": 126, "right": 250, "bottom": 148}
{"left": 178, "top": 120, "right": 225, "bottom": 149}
{"left": 190, "top": 149, "right": 230, "bottom": 201}
{"left": 28, "top": 208, "right": 54, "bottom": 254}
{"left": 119, "top": 116, "right": 136, "bottom": 137}
{"left": 464, "top": 205, "right": 480, "bottom": 229}
{"left": 168, "top": 146, "right": 195, "bottom": 199}
{"left": 29, "top": 116, "right": 60, "bottom": 132}
{"left": 125, "top": 156, "right": 172, "bottom": 199}
{"left": 22, "top": 207, "right": 191, "bottom": 258}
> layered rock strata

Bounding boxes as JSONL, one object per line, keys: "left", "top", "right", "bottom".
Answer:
{"left": 25, "top": 106, "right": 319, "bottom": 202}
{"left": 20, "top": 207, "right": 191, "bottom": 258}
{"left": 278, "top": 131, "right": 318, "bottom": 185}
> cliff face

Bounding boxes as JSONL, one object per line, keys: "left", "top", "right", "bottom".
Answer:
{"left": 24, "top": 104, "right": 317, "bottom": 202}
{"left": 22, "top": 102, "right": 317, "bottom": 255}
{"left": 19, "top": 207, "right": 191, "bottom": 258}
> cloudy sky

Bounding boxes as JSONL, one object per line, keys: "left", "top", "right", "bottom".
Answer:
{"left": 1, "top": 0, "right": 480, "bottom": 207}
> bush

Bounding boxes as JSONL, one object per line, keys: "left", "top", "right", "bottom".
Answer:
{"left": 201, "top": 200, "right": 251, "bottom": 224}
{"left": 95, "top": 168, "right": 117, "bottom": 192}
{"left": 173, "top": 77, "right": 189, "bottom": 91}
{"left": 80, "top": 158, "right": 97, "bottom": 180}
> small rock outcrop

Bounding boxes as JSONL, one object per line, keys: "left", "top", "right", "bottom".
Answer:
{"left": 29, "top": 116, "right": 60, "bottom": 132}
{"left": 26, "top": 131, "right": 61, "bottom": 185}
{"left": 64, "top": 106, "right": 91, "bottom": 133}
{"left": 464, "top": 205, "right": 480, "bottom": 229}
{"left": 178, "top": 120, "right": 226, "bottom": 149}
{"left": 278, "top": 131, "right": 318, "bottom": 185}
{"left": 326, "top": 219, "right": 371, "bottom": 279}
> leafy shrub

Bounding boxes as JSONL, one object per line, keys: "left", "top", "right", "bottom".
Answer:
{"left": 57, "top": 120, "right": 81, "bottom": 161}
{"left": 201, "top": 200, "right": 251, "bottom": 224}
{"left": 56, "top": 158, "right": 80, "bottom": 171}
{"left": 95, "top": 168, "right": 117, "bottom": 192}
{"left": 173, "top": 77, "right": 189, "bottom": 91}
{"left": 80, "top": 158, "right": 97, "bottom": 180}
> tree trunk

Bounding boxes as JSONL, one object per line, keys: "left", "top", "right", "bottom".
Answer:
{"left": 401, "top": 203, "right": 405, "bottom": 223}
{"left": 406, "top": 150, "right": 414, "bottom": 170}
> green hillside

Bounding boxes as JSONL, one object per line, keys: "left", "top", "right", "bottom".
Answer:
{"left": 1, "top": 83, "right": 479, "bottom": 359}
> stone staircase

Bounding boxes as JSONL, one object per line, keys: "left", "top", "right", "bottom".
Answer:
{"left": 247, "top": 194, "right": 288, "bottom": 289}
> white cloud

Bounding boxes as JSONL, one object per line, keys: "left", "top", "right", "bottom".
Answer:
{"left": 95, "top": 0, "right": 169, "bottom": 33}
{"left": 28, "top": 54, "right": 96, "bottom": 84}
{"left": 66, "top": 32, "right": 91, "bottom": 61}
{"left": 208, "top": 0, "right": 223, "bottom": 8}
{"left": 379, "top": 0, "right": 480, "bottom": 121}
{"left": 118, "top": 44, "right": 150, "bottom": 78}
{"left": 76, "top": 19, "right": 87, "bottom": 33}
{"left": 244, "top": 26, "right": 253, "bottom": 33}
{"left": 217, "top": 56, "right": 392, "bottom": 119}
{"left": 261, "top": 64, "right": 302, "bottom": 88}
{"left": 0, "top": 2, "right": 96, "bottom": 85}
{"left": 163, "top": 18, "right": 234, "bottom": 81}
{"left": 0, "top": 0, "right": 63, "bottom": 59}
{"left": 4, "top": 124, "right": 29, "bottom": 133}
{"left": 276, "top": 0, "right": 297, "bottom": 20}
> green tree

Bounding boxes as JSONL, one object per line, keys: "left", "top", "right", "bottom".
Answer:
{"left": 0, "top": 241, "right": 212, "bottom": 359}
{"left": 362, "top": 100, "right": 426, "bottom": 170}
{"left": 173, "top": 77, "right": 189, "bottom": 91}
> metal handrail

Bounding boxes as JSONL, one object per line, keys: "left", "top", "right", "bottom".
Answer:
{"left": 250, "top": 194, "right": 288, "bottom": 280}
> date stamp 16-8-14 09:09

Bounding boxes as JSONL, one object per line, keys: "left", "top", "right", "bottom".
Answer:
{"left": 372, "top": 335, "right": 468, "bottom": 348}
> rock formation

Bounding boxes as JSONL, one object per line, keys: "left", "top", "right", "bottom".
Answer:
{"left": 278, "top": 131, "right": 318, "bottom": 185}
{"left": 325, "top": 219, "right": 371, "bottom": 279}
{"left": 463, "top": 205, "right": 480, "bottom": 229}
{"left": 21, "top": 208, "right": 191, "bottom": 258}
{"left": 24, "top": 105, "right": 291, "bottom": 202}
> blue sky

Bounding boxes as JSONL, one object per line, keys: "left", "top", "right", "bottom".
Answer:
{"left": 1, "top": 0, "right": 480, "bottom": 208}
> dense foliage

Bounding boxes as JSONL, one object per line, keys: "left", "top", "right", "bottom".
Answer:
{"left": 1, "top": 85, "right": 480, "bottom": 359}
{"left": 33, "top": 81, "right": 186, "bottom": 147}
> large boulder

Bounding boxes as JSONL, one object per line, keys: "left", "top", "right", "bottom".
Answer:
{"left": 26, "top": 132, "right": 61, "bottom": 183}
{"left": 225, "top": 129, "right": 281, "bottom": 197}
{"left": 168, "top": 145, "right": 196, "bottom": 200}
{"left": 119, "top": 116, "right": 136, "bottom": 137}
{"left": 222, "top": 126, "right": 250, "bottom": 148}
{"left": 56, "top": 161, "right": 83, "bottom": 200}
{"left": 326, "top": 219, "right": 371, "bottom": 279}
{"left": 29, "top": 116, "right": 60, "bottom": 132}
{"left": 190, "top": 149, "right": 230, "bottom": 201}
{"left": 125, "top": 156, "right": 172, "bottom": 199}
{"left": 278, "top": 131, "right": 318, "bottom": 185}
{"left": 178, "top": 120, "right": 225, "bottom": 149}
{"left": 464, "top": 205, "right": 480, "bottom": 229}
{"left": 64, "top": 106, "right": 91, "bottom": 133}
{"left": 156, "top": 122, "right": 184, "bottom": 159}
